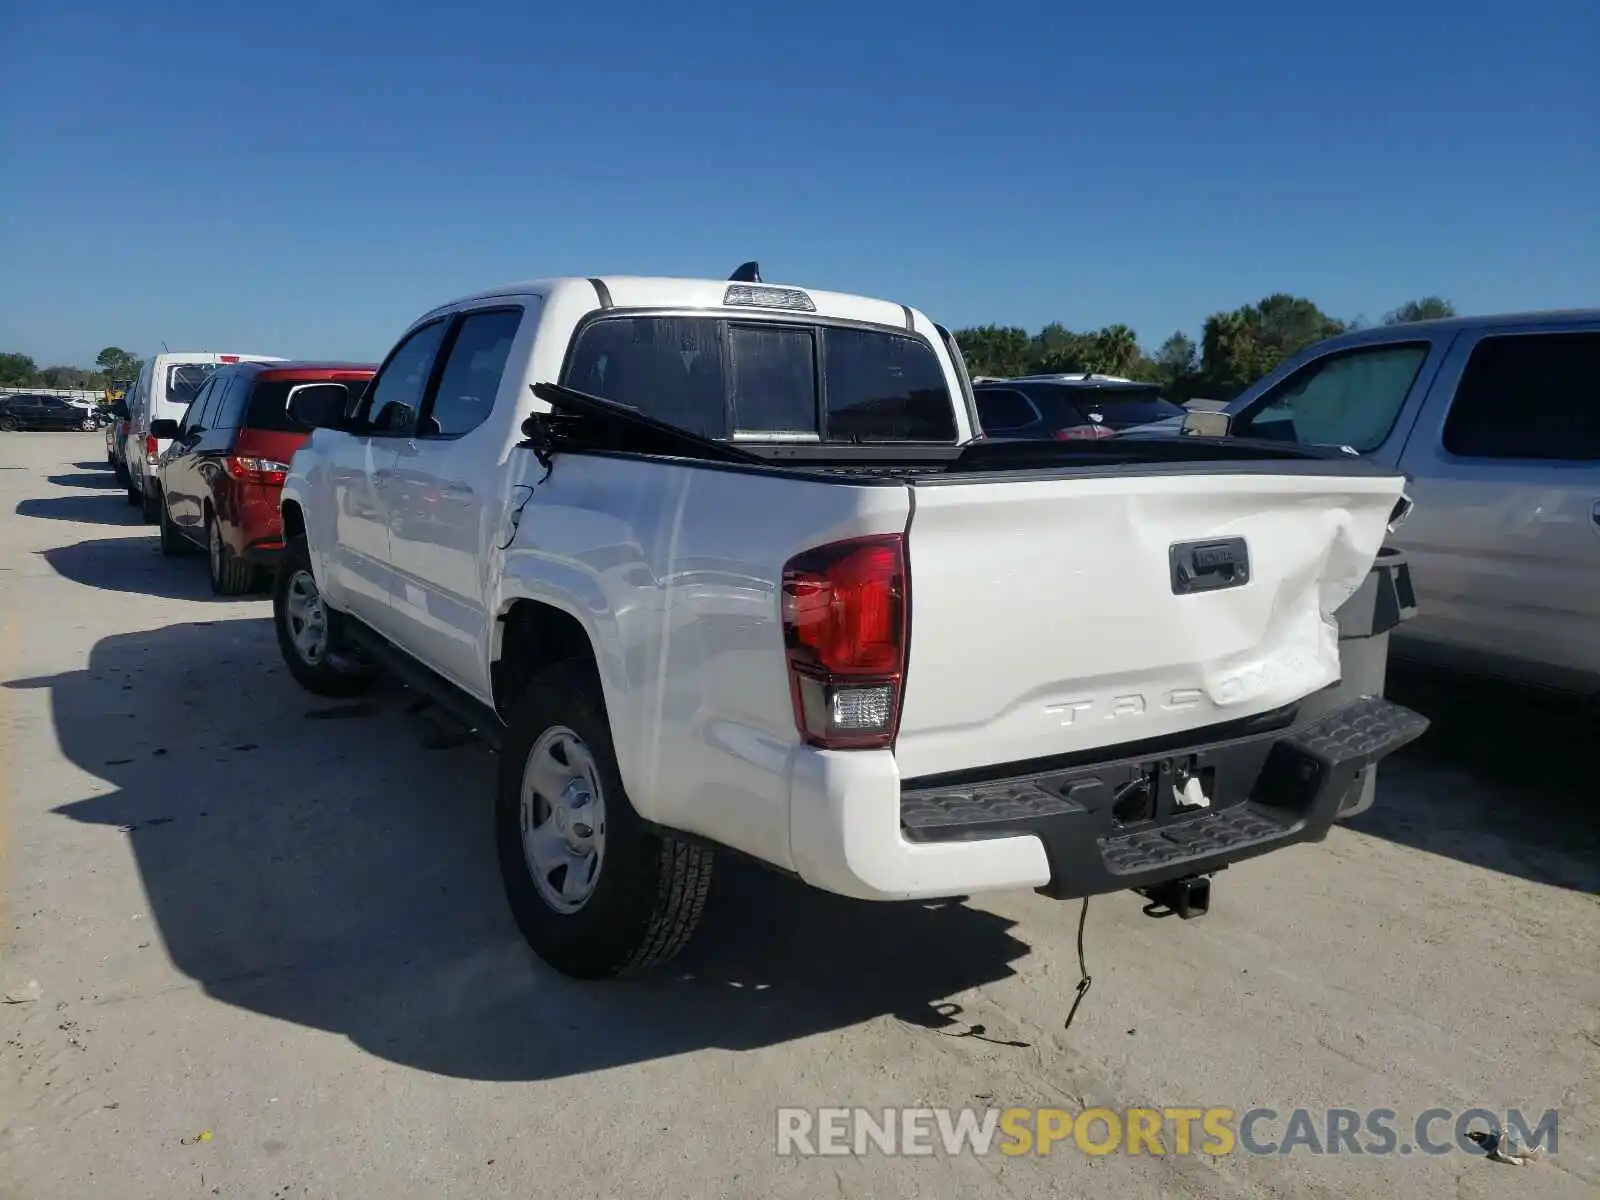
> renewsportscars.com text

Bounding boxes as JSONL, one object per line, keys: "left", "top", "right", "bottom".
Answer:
{"left": 775, "top": 1106, "right": 1559, "bottom": 1158}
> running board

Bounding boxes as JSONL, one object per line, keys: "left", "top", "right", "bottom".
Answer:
{"left": 343, "top": 619, "right": 506, "bottom": 752}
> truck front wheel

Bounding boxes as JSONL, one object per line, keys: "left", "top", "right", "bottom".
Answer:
{"left": 272, "top": 536, "right": 371, "bottom": 696}
{"left": 496, "top": 659, "right": 714, "bottom": 979}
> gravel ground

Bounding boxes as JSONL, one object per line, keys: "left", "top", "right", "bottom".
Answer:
{"left": 1, "top": 432, "right": 1596, "bottom": 1199}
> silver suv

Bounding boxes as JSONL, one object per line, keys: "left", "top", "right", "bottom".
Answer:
{"left": 1217, "top": 309, "right": 1600, "bottom": 699}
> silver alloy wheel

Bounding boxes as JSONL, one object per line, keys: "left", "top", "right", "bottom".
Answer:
{"left": 519, "top": 726, "right": 607, "bottom": 914}
{"left": 283, "top": 569, "right": 330, "bottom": 665}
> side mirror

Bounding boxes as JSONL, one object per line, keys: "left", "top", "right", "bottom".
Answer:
{"left": 149, "top": 418, "right": 180, "bottom": 440}
{"left": 285, "top": 383, "right": 350, "bottom": 430}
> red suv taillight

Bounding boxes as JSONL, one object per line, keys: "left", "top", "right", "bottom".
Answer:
{"left": 781, "top": 534, "right": 907, "bottom": 750}
{"left": 223, "top": 455, "right": 291, "bottom": 487}
{"left": 144, "top": 434, "right": 159, "bottom": 461}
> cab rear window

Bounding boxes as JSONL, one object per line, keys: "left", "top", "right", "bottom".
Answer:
{"left": 244, "top": 380, "right": 367, "bottom": 432}
{"left": 562, "top": 316, "right": 958, "bottom": 443}
{"left": 165, "top": 363, "right": 220, "bottom": 407}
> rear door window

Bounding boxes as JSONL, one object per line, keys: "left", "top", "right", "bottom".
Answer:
{"left": 975, "top": 388, "right": 1038, "bottom": 432}
{"left": 179, "top": 379, "right": 217, "bottom": 435}
{"left": 562, "top": 316, "right": 958, "bottom": 443}
{"left": 1442, "top": 332, "right": 1600, "bottom": 460}
{"left": 423, "top": 308, "right": 523, "bottom": 437}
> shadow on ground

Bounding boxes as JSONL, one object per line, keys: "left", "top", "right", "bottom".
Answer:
{"left": 39, "top": 538, "right": 261, "bottom": 601}
{"left": 15, "top": 619, "right": 1032, "bottom": 1083}
{"left": 16, "top": 495, "right": 144, "bottom": 525}
{"left": 47, "top": 471, "right": 123, "bottom": 490}
{"left": 1353, "top": 663, "right": 1599, "bottom": 892}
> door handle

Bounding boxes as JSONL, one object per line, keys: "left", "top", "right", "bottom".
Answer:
{"left": 1170, "top": 537, "right": 1250, "bottom": 595}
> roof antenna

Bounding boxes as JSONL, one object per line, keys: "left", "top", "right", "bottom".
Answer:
{"left": 729, "top": 261, "right": 762, "bottom": 283}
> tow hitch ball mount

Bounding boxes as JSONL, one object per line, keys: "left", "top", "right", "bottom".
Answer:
{"left": 1139, "top": 871, "right": 1219, "bottom": 920}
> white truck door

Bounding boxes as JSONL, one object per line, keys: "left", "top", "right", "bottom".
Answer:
{"left": 385, "top": 305, "right": 528, "bottom": 698}
{"left": 1393, "top": 323, "right": 1600, "bottom": 689}
{"left": 333, "top": 318, "right": 452, "bottom": 635}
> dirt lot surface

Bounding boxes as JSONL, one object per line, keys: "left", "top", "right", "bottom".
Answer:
{"left": 2, "top": 432, "right": 1596, "bottom": 1198}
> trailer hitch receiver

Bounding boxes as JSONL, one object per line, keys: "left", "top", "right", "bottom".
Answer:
{"left": 1140, "top": 873, "right": 1213, "bottom": 920}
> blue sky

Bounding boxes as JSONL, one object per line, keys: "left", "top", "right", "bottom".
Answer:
{"left": 2, "top": 0, "right": 1595, "bottom": 366}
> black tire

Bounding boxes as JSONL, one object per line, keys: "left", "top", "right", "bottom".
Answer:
{"left": 156, "top": 489, "right": 191, "bottom": 558}
{"left": 79, "top": 416, "right": 96, "bottom": 432}
{"left": 113, "top": 460, "right": 130, "bottom": 488}
{"left": 272, "top": 535, "right": 371, "bottom": 696}
{"left": 496, "top": 658, "right": 714, "bottom": 979}
{"left": 125, "top": 479, "right": 141, "bottom": 507}
{"left": 207, "top": 511, "right": 260, "bottom": 595}
{"left": 140, "top": 483, "right": 159, "bottom": 523}
{"left": 0, "top": 416, "right": 18, "bottom": 432}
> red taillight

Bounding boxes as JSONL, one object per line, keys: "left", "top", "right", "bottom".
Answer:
{"left": 219, "top": 355, "right": 241, "bottom": 364}
{"left": 1051, "top": 424, "right": 1115, "bottom": 441}
{"left": 223, "top": 455, "right": 290, "bottom": 486}
{"left": 781, "top": 534, "right": 907, "bottom": 750}
{"left": 144, "top": 434, "right": 158, "bottom": 460}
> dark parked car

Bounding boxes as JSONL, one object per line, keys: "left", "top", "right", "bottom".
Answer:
{"left": 972, "top": 375, "right": 1186, "bottom": 440}
{"left": 152, "top": 361, "right": 376, "bottom": 594}
{"left": 0, "top": 393, "right": 103, "bottom": 432}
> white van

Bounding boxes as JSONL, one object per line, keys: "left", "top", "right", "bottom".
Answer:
{"left": 123, "top": 351, "right": 283, "bottom": 520}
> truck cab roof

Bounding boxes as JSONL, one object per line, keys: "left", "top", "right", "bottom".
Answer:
{"left": 417, "top": 275, "right": 930, "bottom": 336}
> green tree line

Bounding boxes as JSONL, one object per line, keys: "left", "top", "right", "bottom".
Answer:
{"left": 0, "top": 347, "right": 145, "bottom": 392}
{"left": 953, "top": 295, "right": 1456, "bottom": 401}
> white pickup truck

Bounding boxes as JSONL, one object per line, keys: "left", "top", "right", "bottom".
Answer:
{"left": 273, "top": 269, "right": 1428, "bottom": 979}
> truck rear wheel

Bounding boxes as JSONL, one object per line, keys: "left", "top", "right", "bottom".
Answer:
{"left": 496, "top": 658, "right": 713, "bottom": 979}
{"left": 272, "top": 535, "right": 370, "bottom": 696}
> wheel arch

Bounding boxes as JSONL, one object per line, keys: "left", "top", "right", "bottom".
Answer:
{"left": 491, "top": 592, "right": 651, "bottom": 817}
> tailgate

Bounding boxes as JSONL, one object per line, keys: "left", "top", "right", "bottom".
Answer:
{"left": 894, "top": 468, "right": 1405, "bottom": 778}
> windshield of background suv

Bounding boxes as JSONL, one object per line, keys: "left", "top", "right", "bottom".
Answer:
{"left": 562, "top": 316, "right": 959, "bottom": 443}
{"left": 1233, "top": 343, "right": 1429, "bottom": 452}
{"left": 165, "top": 363, "right": 221, "bottom": 408}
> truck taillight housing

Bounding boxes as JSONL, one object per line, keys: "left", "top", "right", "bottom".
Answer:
{"left": 781, "top": 534, "right": 907, "bottom": 750}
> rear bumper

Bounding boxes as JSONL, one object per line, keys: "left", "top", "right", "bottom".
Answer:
{"left": 787, "top": 696, "right": 1428, "bottom": 902}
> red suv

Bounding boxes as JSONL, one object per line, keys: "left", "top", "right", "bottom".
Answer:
{"left": 152, "top": 361, "right": 376, "bottom": 593}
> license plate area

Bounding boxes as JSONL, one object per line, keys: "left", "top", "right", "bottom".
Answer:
{"left": 1074, "top": 742, "right": 1276, "bottom": 833}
